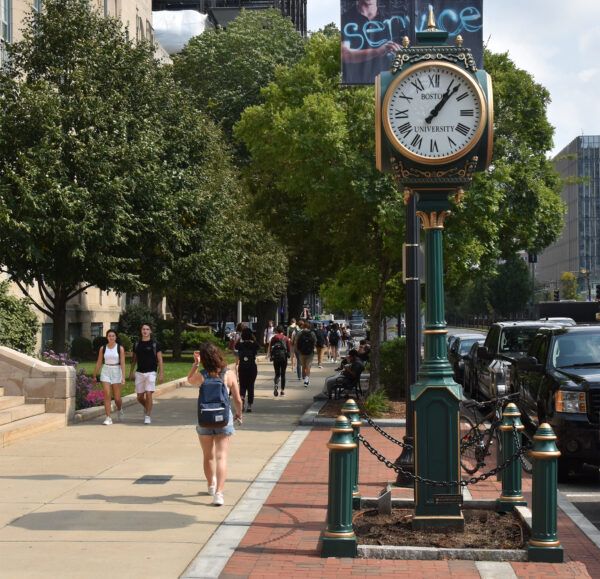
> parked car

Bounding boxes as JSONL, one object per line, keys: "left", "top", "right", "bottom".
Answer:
{"left": 538, "top": 317, "right": 576, "bottom": 326}
{"left": 473, "top": 321, "right": 562, "bottom": 400}
{"left": 350, "top": 314, "right": 366, "bottom": 334}
{"left": 447, "top": 333, "right": 485, "bottom": 387}
{"left": 507, "top": 325, "right": 600, "bottom": 476}
{"left": 463, "top": 340, "right": 484, "bottom": 398}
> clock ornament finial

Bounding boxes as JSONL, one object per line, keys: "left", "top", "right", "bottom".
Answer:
{"left": 456, "top": 35, "right": 464, "bottom": 47}
{"left": 427, "top": 7, "right": 438, "bottom": 31}
{"left": 402, "top": 36, "right": 410, "bottom": 48}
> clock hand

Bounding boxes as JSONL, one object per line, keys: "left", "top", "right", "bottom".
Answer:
{"left": 425, "top": 85, "right": 459, "bottom": 124}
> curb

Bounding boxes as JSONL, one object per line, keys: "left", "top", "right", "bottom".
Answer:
{"left": 299, "top": 398, "right": 406, "bottom": 427}
{"left": 73, "top": 378, "right": 186, "bottom": 423}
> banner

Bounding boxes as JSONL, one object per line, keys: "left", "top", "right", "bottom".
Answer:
{"left": 341, "top": 0, "right": 483, "bottom": 86}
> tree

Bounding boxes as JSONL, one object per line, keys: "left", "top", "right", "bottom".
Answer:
{"left": 560, "top": 271, "right": 578, "bottom": 301}
{"left": 487, "top": 256, "right": 532, "bottom": 317}
{"left": 0, "top": 281, "right": 39, "bottom": 355}
{"left": 0, "top": 0, "right": 170, "bottom": 352}
{"left": 443, "top": 50, "right": 565, "bottom": 296}
{"left": 173, "top": 8, "right": 306, "bottom": 141}
{"left": 235, "top": 32, "right": 403, "bottom": 390}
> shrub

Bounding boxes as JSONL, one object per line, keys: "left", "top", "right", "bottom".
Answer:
{"left": 183, "top": 331, "right": 226, "bottom": 350}
{"left": 43, "top": 349, "right": 103, "bottom": 410}
{"left": 161, "top": 329, "right": 173, "bottom": 350}
{"left": 70, "top": 336, "right": 94, "bottom": 360}
{"left": 379, "top": 337, "right": 406, "bottom": 400}
{"left": 118, "top": 303, "right": 158, "bottom": 337}
{"left": 92, "top": 335, "right": 107, "bottom": 353}
{"left": 118, "top": 333, "right": 133, "bottom": 352}
{"left": 0, "top": 281, "right": 39, "bottom": 355}
{"left": 362, "top": 389, "right": 391, "bottom": 418}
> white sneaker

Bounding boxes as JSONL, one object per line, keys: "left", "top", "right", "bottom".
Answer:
{"left": 318, "top": 365, "right": 323, "bottom": 368}
{"left": 144, "top": 415, "right": 151, "bottom": 424}
{"left": 213, "top": 492, "right": 224, "bottom": 506}
{"left": 103, "top": 416, "right": 112, "bottom": 425}
{"left": 118, "top": 409, "right": 125, "bottom": 421}
{"left": 304, "top": 377, "right": 309, "bottom": 388}
{"left": 207, "top": 476, "right": 216, "bottom": 496}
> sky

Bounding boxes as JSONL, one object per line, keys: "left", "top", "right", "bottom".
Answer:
{"left": 307, "top": 0, "right": 600, "bottom": 157}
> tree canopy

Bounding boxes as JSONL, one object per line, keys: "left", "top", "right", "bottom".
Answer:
{"left": 173, "top": 8, "right": 306, "bottom": 141}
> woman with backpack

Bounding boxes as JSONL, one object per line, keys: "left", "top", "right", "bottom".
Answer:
{"left": 328, "top": 323, "right": 341, "bottom": 364}
{"left": 92, "top": 329, "right": 126, "bottom": 425}
{"left": 266, "top": 324, "right": 291, "bottom": 397}
{"left": 187, "top": 342, "right": 243, "bottom": 506}
{"left": 295, "top": 321, "right": 317, "bottom": 387}
{"left": 234, "top": 327, "right": 259, "bottom": 412}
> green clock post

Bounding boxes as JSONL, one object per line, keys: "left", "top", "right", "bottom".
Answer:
{"left": 375, "top": 9, "right": 493, "bottom": 529}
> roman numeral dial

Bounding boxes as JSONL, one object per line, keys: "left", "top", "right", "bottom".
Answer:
{"left": 382, "top": 61, "right": 486, "bottom": 164}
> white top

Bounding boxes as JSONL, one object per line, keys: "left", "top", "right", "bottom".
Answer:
{"left": 104, "top": 344, "right": 120, "bottom": 365}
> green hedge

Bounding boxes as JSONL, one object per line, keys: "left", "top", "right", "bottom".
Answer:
{"left": 379, "top": 337, "right": 406, "bottom": 400}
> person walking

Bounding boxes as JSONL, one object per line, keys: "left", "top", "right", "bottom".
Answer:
{"left": 295, "top": 321, "right": 317, "bottom": 387}
{"left": 92, "top": 329, "right": 126, "bottom": 425}
{"left": 266, "top": 324, "right": 291, "bottom": 397}
{"left": 328, "top": 323, "right": 341, "bottom": 364}
{"left": 286, "top": 318, "right": 299, "bottom": 373}
{"left": 128, "top": 323, "right": 164, "bottom": 424}
{"left": 187, "top": 342, "right": 243, "bottom": 506}
{"left": 263, "top": 320, "right": 275, "bottom": 354}
{"left": 234, "top": 327, "right": 259, "bottom": 412}
{"left": 315, "top": 323, "right": 327, "bottom": 368}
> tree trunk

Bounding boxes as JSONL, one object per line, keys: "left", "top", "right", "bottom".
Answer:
{"left": 168, "top": 297, "right": 185, "bottom": 361}
{"left": 51, "top": 285, "right": 68, "bottom": 354}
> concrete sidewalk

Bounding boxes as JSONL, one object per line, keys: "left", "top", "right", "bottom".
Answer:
{"left": 0, "top": 355, "right": 330, "bottom": 579}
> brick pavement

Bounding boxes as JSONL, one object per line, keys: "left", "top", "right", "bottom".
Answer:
{"left": 221, "top": 426, "right": 596, "bottom": 579}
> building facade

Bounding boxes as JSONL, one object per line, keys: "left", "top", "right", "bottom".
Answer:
{"left": 537, "top": 136, "right": 600, "bottom": 293}
{"left": 152, "top": 0, "right": 307, "bottom": 35}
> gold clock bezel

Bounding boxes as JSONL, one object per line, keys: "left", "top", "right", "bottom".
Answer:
{"left": 382, "top": 61, "right": 487, "bottom": 165}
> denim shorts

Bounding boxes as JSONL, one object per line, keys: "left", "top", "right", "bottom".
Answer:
{"left": 196, "top": 410, "right": 235, "bottom": 436}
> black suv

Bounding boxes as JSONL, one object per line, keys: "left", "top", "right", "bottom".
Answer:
{"left": 473, "top": 321, "right": 561, "bottom": 400}
{"left": 507, "top": 325, "right": 600, "bottom": 474}
{"left": 447, "top": 333, "right": 485, "bottom": 386}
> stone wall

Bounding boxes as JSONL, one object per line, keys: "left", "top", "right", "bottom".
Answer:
{"left": 0, "top": 347, "right": 76, "bottom": 420}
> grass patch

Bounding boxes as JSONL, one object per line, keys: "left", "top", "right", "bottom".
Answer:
{"left": 83, "top": 353, "right": 236, "bottom": 398}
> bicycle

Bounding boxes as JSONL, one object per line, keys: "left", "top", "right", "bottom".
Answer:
{"left": 460, "top": 392, "right": 531, "bottom": 474}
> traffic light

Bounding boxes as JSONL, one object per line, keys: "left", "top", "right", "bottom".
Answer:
{"left": 554, "top": 289, "right": 560, "bottom": 301}
{"left": 596, "top": 284, "right": 600, "bottom": 302}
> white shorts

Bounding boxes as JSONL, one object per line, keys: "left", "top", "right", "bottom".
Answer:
{"left": 135, "top": 371, "right": 157, "bottom": 393}
{"left": 100, "top": 365, "right": 122, "bottom": 385}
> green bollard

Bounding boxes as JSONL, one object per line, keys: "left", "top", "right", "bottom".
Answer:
{"left": 342, "top": 398, "right": 362, "bottom": 510}
{"left": 496, "top": 403, "right": 527, "bottom": 512}
{"left": 527, "top": 423, "right": 564, "bottom": 563}
{"left": 321, "top": 415, "right": 357, "bottom": 558}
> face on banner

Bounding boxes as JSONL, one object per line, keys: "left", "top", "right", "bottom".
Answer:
{"left": 340, "top": 0, "right": 483, "bottom": 86}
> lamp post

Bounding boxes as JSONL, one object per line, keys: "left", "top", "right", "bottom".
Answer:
{"left": 581, "top": 269, "right": 591, "bottom": 301}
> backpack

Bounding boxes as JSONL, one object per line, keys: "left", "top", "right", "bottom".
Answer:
{"left": 297, "top": 331, "right": 315, "bottom": 355}
{"left": 328, "top": 330, "right": 339, "bottom": 346}
{"left": 315, "top": 329, "right": 326, "bottom": 348}
{"left": 270, "top": 336, "right": 288, "bottom": 361}
{"left": 133, "top": 339, "right": 158, "bottom": 363}
{"left": 197, "top": 369, "right": 230, "bottom": 428}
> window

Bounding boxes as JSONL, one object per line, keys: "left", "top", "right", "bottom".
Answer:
{"left": 68, "top": 323, "right": 82, "bottom": 343}
{"left": 41, "top": 323, "right": 53, "bottom": 351}
{"left": 0, "top": 0, "right": 10, "bottom": 68}
{"left": 34, "top": 0, "right": 41, "bottom": 12}
{"left": 91, "top": 322, "right": 104, "bottom": 340}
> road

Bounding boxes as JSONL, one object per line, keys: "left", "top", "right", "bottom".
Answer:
{"left": 559, "top": 472, "right": 600, "bottom": 531}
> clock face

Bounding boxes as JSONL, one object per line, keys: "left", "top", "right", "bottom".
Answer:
{"left": 383, "top": 61, "right": 486, "bottom": 164}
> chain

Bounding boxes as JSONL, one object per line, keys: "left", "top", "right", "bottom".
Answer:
{"left": 359, "top": 412, "right": 413, "bottom": 449}
{"left": 358, "top": 430, "right": 528, "bottom": 487}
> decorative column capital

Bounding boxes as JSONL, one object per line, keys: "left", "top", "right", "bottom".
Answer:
{"left": 417, "top": 210, "right": 451, "bottom": 230}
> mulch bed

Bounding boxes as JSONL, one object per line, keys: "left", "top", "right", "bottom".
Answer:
{"left": 318, "top": 399, "right": 406, "bottom": 419}
{"left": 354, "top": 508, "right": 529, "bottom": 549}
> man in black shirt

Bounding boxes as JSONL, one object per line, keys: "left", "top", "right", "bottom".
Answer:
{"left": 324, "top": 349, "right": 365, "bottom": 398}
{"left": 129, "top": 323, "right": 164, "bottom": 424}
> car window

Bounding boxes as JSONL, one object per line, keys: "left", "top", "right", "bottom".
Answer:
{"left": 552, "top": 333, "right": 600, "bottom": 368}
{"left": 458, "top": 339, "right": 478, "bottom": 354}
{"left": 484, "top": 326, "right": 499, "bottom": 351}
{"left": 499, "top": 327, "right": 539, "bottom": 353}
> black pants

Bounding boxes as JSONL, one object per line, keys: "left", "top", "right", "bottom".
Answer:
{"left": 238, "top": 364, "right": 257, "bottom": 405}
{"left": 273, "top": 357, "right": 287, "bottom": 391}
